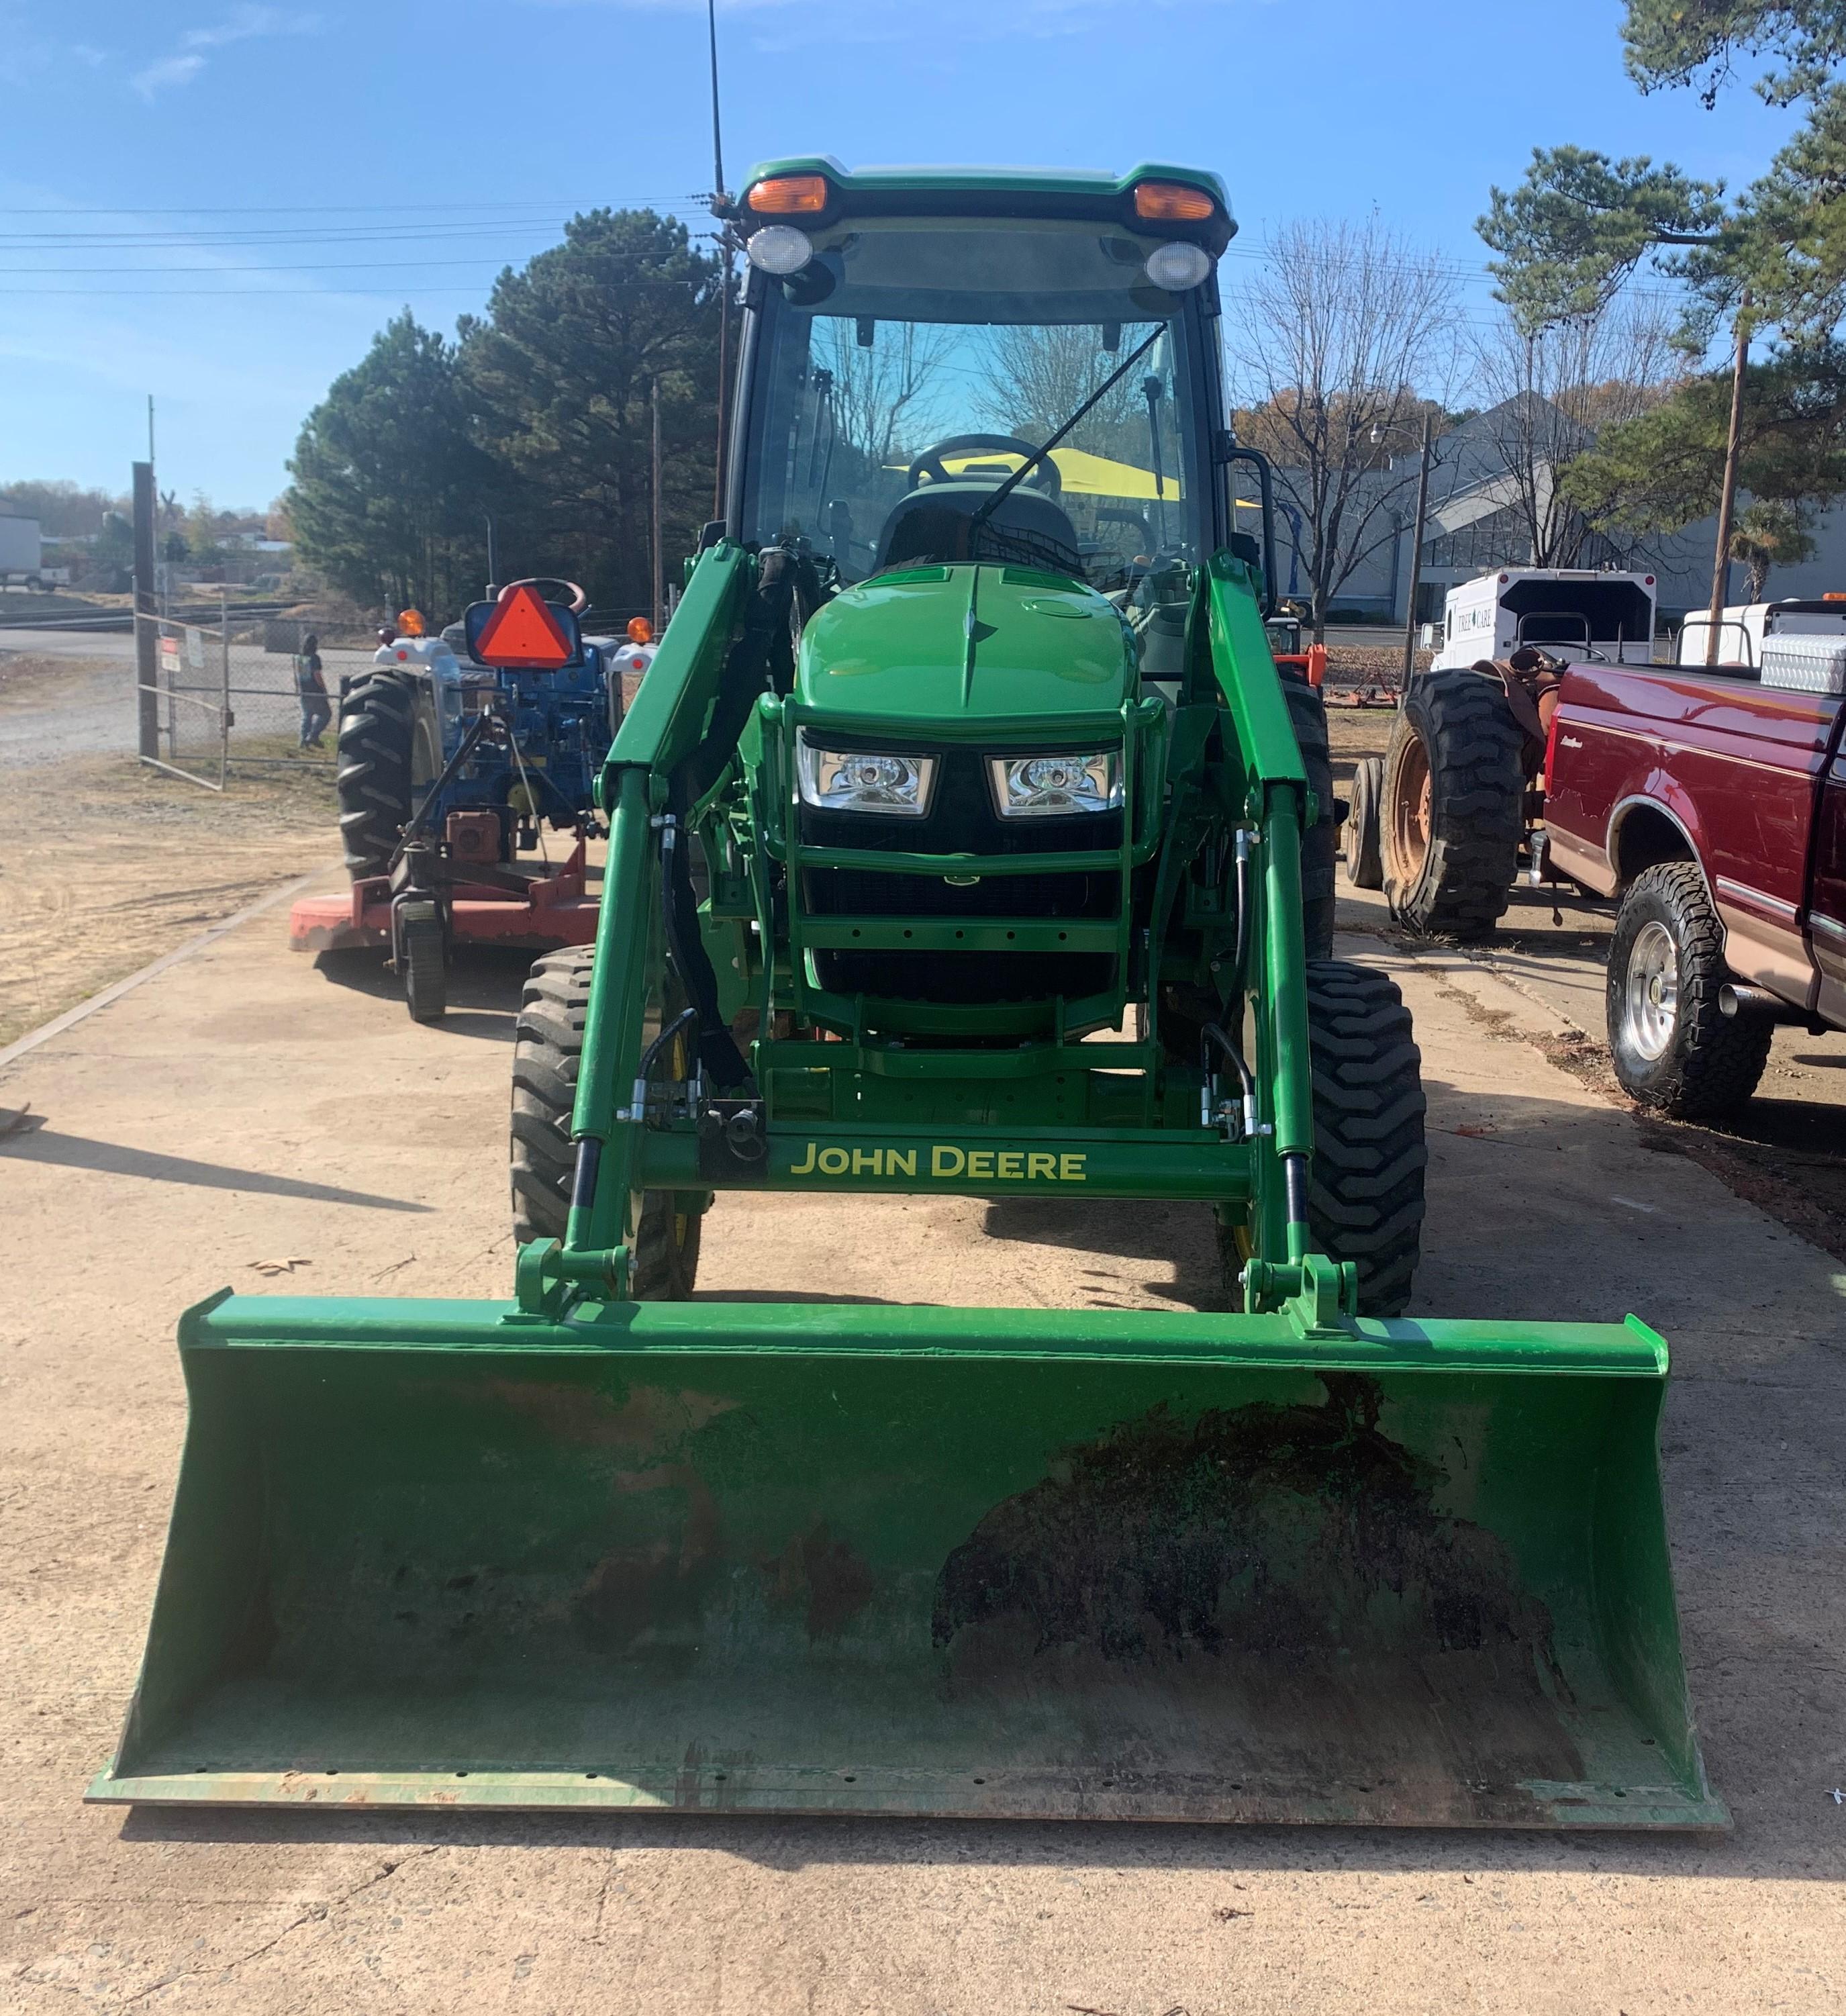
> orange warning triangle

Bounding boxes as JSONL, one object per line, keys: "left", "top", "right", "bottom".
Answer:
{"left": 473, "top": 583, "right": 573, "bottom": 668}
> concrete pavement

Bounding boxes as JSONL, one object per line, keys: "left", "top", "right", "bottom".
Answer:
{"left": 1, "top": 871, "right": 1843, "bottom": 2013}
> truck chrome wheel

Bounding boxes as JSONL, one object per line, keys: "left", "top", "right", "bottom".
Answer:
{"left": 1622, "top": 918, "right": 1679, "bottom": 1061}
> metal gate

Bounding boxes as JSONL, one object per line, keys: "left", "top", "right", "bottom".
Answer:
{"left": 137, "top": 610, "right": 229, "bottom": 790}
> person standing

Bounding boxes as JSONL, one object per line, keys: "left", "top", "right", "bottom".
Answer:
{"left": 295, "top": 631, "right": 331, "bottom": 750}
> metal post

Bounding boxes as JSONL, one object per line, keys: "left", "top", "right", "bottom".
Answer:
{"left": 484, "top": 512, "right": 499, "bottom": 593}
{"left": 133, "top": 461, "right": 159, "bottom": 761}
{"left": 220, "top": 587, "right": 231, "bottom": 787}
{"left": 1400, "top": 411, "right": 1435, "bottom": 691}
{"left": 650, "top": 377, "right": 665, "bottom": 635}
{"left": 1706, "top": 295, "right": 1750, "bottom": 668}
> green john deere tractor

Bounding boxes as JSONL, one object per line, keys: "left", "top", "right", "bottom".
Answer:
{"left": 93, "top": 162, "right": 1721, "bottom": 1829}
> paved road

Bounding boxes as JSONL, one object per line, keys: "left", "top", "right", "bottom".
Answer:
{"left": 1, "top": 884, "right": 1842, "bottom": 2011}
{"left": 0, "top": 626, "right": 139, "bottom": 660}
{"left": 0, "top": 645, "right": 375, "bottom": 768}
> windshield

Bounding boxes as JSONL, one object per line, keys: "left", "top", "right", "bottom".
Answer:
{"left": 739, "top": 218, "right": 1210, "bottom": 597}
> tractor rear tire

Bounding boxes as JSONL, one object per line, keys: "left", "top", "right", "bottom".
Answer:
{"left": 1345, "top": 755, "right": 1385, "bottom": 889}
{"left": 510, "top": 949, "right": 701, "bottom": 1299}
{"left": 1281, "top": 665, "right": 1337, "bottom": 960}
{"left": 335, "top": 669, "right": 440, "bottom": 879}
{"left": 1606, "top": 861, "right": 1773, "bottom": 1120}
{"left": 1383, "top": 669, "right": 1523, "bottom": 940}
{"left": 1304, "top": 959, "right": 1427, "bottom": 1316}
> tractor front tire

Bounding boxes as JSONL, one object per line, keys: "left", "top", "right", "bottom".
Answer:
{"left": 1345, "top": 755, "right": 1385, "bottom": 889}
{"left": 1281, "top": 665, "right": 1337, "bottom": 959}
{"left": 335, "top": 669, "right": 441, "bottom": 879}
{"left": 1304, "top": 959, "right": 1427, "bottom": 1316}
{"left": 511, "top": 949, "right": 701, "bottom": 1298}
{"left": 1383, "top": 668, "right": 1523, "bottom": 940}
{"left": 1606, "top": 861, "right": 1773, "bottom": 1120}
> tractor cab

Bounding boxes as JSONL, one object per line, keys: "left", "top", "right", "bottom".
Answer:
{"left": 728, "top": 162, "right": 1279, "bottom": 1038}
{"left": 736, "top": 164, "right": 1236, "bottom": 648}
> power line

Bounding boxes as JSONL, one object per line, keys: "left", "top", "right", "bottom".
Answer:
{"left": 0, "top": 221, "right": 701, "bottom": 250}
{"left": 0, "top": 197, "right": 700, "bottom": 215}
{"left": 0, "top": 256, "right": 721, "bottom": 276}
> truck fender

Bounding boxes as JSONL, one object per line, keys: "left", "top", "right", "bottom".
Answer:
{"left": 1606, "top": 789, "right": 1706, "bottom": 894}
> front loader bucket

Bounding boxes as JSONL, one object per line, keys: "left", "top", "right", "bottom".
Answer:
{"left": 91, "top": 1292, "right": 1724, "bottom": 1829}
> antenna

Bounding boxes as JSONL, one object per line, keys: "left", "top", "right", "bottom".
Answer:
{"left": 707, "top": 0, "right": 736, "bottom": 518}
{"left": 707, "top": 0, "right": 726, "bottom": 202}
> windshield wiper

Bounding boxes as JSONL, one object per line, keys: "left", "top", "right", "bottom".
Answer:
{"left": 967, "top": 325, "right": 1167, "bottom": 548}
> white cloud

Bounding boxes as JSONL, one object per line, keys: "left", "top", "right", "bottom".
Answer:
{"left": 132, "top": 53, "right": 206, "bottom": 97}
{"left": 131, "top": 6, "right": 320, "bottom": 99}
{"left": 183, "top": 5, "right": 321, "bottom": 51}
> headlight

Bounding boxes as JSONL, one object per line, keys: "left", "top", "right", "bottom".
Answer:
{"left": 797, "top": 741, "right": 936, "bottom": 816}
{"left": 989, "top": 751, "right": 1122, "bottom": 818}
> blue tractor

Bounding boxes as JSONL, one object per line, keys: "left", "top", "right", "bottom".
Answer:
{"left": 308, "top": 581, "right": 620, "bottom": 1021}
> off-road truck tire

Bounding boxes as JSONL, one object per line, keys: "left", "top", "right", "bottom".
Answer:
{"left": 1607, "top": 861, "right": 1774, "bottom": 1120}
{"left": 1383, "top": 668, "right": 1523, "bottom": 940}
{"left": 511, "top": 948, "right": 701, "bottom": 1298}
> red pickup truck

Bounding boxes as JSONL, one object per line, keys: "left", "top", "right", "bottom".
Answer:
{"left": 1543, "top": 657, "right": 1846, "bottom": 1118}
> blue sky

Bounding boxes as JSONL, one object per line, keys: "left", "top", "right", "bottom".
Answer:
{"left": 0, "top": 0, "right": 1793, "bottom": 508}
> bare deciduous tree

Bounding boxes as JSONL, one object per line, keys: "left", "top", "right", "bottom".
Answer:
{"left": 819, "top": 320, "right": 961, "bottom": 467}
{"left": 1226, "top": 218, "right": 1459, "bottom": 638}
{"left": 1465, "top": 297, "right": 1680, "bottom": 566}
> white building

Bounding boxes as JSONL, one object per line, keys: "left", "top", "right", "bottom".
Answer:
{"left": 1264, "top": 393, "right": 1835, "bottom": 628}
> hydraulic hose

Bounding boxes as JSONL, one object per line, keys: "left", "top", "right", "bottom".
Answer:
{"left": 1201, "top": 1018, "right": 1257, "bottom": 1141}
{"left": 659, "top": 810, "right": 752, "bottom": 1092}
{"left": 1231, "top": 827, "right": 1254, "bottom": 995}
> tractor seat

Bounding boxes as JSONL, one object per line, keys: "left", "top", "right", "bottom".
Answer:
{"left": 873, "top": 481, "right": 1083, "bottom": 579}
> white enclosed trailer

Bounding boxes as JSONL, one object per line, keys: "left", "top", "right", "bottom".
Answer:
{"left": 0, "top": 513, "right": 42, "bottom": 585}
{"left": 1426, "top": 567, "right": 1659, "bottom": 671}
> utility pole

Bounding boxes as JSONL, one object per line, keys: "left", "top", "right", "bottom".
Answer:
{"left": 1706, "top": 292, "right": 1751, "bottom": 667}
{"left": 650, "top": 377, "right": 665, "bottom": 634}
{"left": 133, "top": 461, "right": 159, "bottom": 762}
{"left": 1400, "top": 410, "right": 1435, "bottom": 691}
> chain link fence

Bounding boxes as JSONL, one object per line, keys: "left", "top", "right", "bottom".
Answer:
{"left": 138, "top": 610, "right": 381, "bottom": 787}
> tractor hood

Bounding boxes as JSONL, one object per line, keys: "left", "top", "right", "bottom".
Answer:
{"left": 795, "top": 565, "right": 1134, "bottom": 734}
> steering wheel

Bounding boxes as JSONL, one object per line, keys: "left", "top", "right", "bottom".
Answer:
{"left": 908, "top": 433, "right": 1063, "bottom": 498}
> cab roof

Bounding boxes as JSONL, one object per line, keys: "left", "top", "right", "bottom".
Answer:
{"left": 735, "top": 158, "right": 1236, "bottom": 253}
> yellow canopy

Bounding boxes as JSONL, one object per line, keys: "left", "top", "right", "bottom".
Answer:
{"left": 916, "top": 447, "right": 1183, "bottom": 500}
{"left": 886, "top": 450, "right": 1260, "bottom": 508}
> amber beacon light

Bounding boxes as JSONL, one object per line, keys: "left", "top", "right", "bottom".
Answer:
{"left": 746, "top": 175, "right": 830, "bottom": 214}
{"left": 1132, "top": 181, "right": 1215, "bottom": 222}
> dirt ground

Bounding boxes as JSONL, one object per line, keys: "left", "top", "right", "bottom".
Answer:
{"left": 3, "top": 875, "right": 1843, "bottom": 2013}
{"left": 0, "top": 657, "right": 338, "bottom": 1051}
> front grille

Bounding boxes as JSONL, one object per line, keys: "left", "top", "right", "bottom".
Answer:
{"left": 804, "top": 866, "right": 1116, "bottom": 920}
{"left": 797, "top": 747, "right": 1122, "bottom": 1005}
{"left": 812, "top": 947, "right": 1111, "bottom": 1005}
